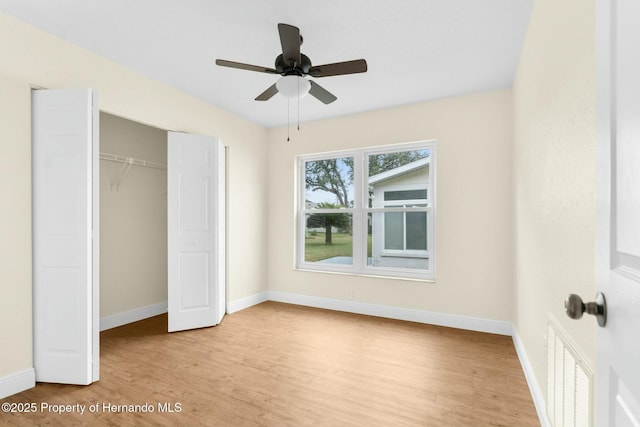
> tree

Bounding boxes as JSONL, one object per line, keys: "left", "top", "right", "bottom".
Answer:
{"left": 305, "top": 159, "right": 352, "bottom": 207}
{"left": 306, "top": 202, "right": 351, "bottom": 244}
{"left": 368, "top": 151, "right": 429, "bottom": 176}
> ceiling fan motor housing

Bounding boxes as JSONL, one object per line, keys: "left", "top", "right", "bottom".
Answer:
{"left": 276, "top": 53, "right": 312, "bottom": 76}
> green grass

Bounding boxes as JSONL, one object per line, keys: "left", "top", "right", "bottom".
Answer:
{"left": 305, "top": 232, "right": 372, "bottom": 262}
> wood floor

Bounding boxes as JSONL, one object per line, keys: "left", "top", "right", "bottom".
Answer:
{"left": 0, "top": 302, "right": 539, "bottom": 426}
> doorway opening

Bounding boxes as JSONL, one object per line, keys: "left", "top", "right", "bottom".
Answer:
{"left": 99, "top": 112, "right": 169, "bottom": 331}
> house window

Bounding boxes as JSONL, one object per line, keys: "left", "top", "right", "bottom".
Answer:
{"left": 297, "top": 141, "right": 436, "bottom": 280}
{"left": 381, "top": 189, "right": 428, "bottom": 252}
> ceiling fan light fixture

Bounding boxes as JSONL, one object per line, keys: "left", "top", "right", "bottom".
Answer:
{"left": 276, "top": 75, "right": 311, "bottom": 99}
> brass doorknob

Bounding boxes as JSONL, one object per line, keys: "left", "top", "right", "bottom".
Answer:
{"left": 564, "top": 292, "right": 607, "bottom": 327}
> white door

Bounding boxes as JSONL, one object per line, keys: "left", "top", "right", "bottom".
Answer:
{"left": 32, "top": 88, "right": 99, "bottom": 384}
{"left": 596, "top": 0, "right": 640, "bottom": 424}
{"left": 167, "top": 132, "right": 225, "bottom": 332}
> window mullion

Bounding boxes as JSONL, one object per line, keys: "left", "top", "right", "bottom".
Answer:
{"left": 351, "top": 151, "right": 364, "bottom": 273}
{"left": 297, "top": 158, "right": 305, "bottom": 268}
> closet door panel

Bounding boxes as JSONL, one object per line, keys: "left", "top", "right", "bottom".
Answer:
{"left": 168, "top": 132, "right": 225, "bottom": 332}
{"left": 32, "top": 88, "right": 98, "bottom": 384}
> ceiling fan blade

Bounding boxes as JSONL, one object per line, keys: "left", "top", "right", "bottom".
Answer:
{"left": 278, "top": 23, "right": 301, "bottom": 67}
{"left": 215, "top": 59, "right": 278, "bottom": 74}
{"left": 309, "top": 81, "right": 337, "bottom": 104}
{"left": 308, "top": 59, "right": 368, "bottom": 77}
{"left": 255, "top": 83, "right": 279, "bottom": 101}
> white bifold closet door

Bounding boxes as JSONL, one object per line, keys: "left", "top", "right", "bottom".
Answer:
{"left": 167, "top": 132, "right": 225, "bottom": 332}
{"left": 32, "top": 91, "right": 225, "bottom": 386}
{"left": 32, "top": 88, "right": 99, "bottom": 384}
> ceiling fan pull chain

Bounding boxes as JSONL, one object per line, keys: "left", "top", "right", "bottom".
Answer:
{"left": 287, "top": 98, "right": 290, "bottom": 142}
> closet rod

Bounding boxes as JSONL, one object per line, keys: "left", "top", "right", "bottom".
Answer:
{"left": 99, "top": 152, "right": 166, "bottom": 170}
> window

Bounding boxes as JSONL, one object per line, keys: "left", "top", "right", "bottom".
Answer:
{"left": 297, "top": 141, "right": 435, "bottom": 280}
{"left": 381, "top": 188, "right": 428, "bottom": 252}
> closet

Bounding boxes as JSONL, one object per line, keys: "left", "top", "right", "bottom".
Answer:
{"left": 99, "top": 113, "right": 168, "bottom": 328}
{"left": 99, "top": 113, "right": 227, "bottom": 332}
{"left": 32, "top": 89, "right": 225, "bottom": 386}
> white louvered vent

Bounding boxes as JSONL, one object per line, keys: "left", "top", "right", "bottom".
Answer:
{"left": 546, "top": 319, "right": 592, "bottom": 427}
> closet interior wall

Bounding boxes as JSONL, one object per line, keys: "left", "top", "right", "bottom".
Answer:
{"left": 100, "top": 112, "right": 168, "bottom": 321}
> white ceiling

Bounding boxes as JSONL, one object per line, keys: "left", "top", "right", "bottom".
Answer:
{"left": 0, "top": 0, "right": 533, "bottom": 128}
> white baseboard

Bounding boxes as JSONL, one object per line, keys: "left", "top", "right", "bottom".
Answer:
{"left": 0, "top": 368, "right": 35, "bottom": 400}
{"left": 228, "top": 290, "right": 511, "bottom": 336}
{"left": 227, "top": 291, "right": 269, "bottom": 314}
{"left": 100, "top": 302, "right": 168, "bottom": 331}
{"left": 512, "top": 328, "right": 551, "bottom": 427}
{"left": 267, "top": 291, "right": 513, "bottom": 335}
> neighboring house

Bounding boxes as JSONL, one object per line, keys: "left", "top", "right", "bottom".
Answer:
{"left": 368, "top": 157, "right": 430, "bottom": 269}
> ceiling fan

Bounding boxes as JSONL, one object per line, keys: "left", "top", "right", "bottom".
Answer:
{"left": 215, "top": 23, "right": 368, "bottom": 104}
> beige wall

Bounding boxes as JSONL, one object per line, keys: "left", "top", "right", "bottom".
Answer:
{"left": 0, "top": 74, "right": 33, "bottom": 378}
{"left": 267, "top": 89, "right": 514, "bottom": 321}
{"left": 100, "top": 113, "right": 168, "bottom": 317}
{"left": 0, "top": 13, "right": 268, "bottom": 380}
{"left": 512, "top": 0, "right": 596, "bottom": 401}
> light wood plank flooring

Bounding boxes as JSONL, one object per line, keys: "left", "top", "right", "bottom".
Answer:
{"left": 0, "top": 302, "right": 539, "bottom": 426}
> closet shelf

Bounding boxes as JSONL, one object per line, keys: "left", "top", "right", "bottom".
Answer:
{"left": 100, "top": 152, "right": 166, "bottom": 190}
{"left": 99, "top": 152, "right": 166, "bottom": 170}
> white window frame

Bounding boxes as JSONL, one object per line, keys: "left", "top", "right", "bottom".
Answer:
{"left": 297, "top": 141, "right": 436, "bottom": 280}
